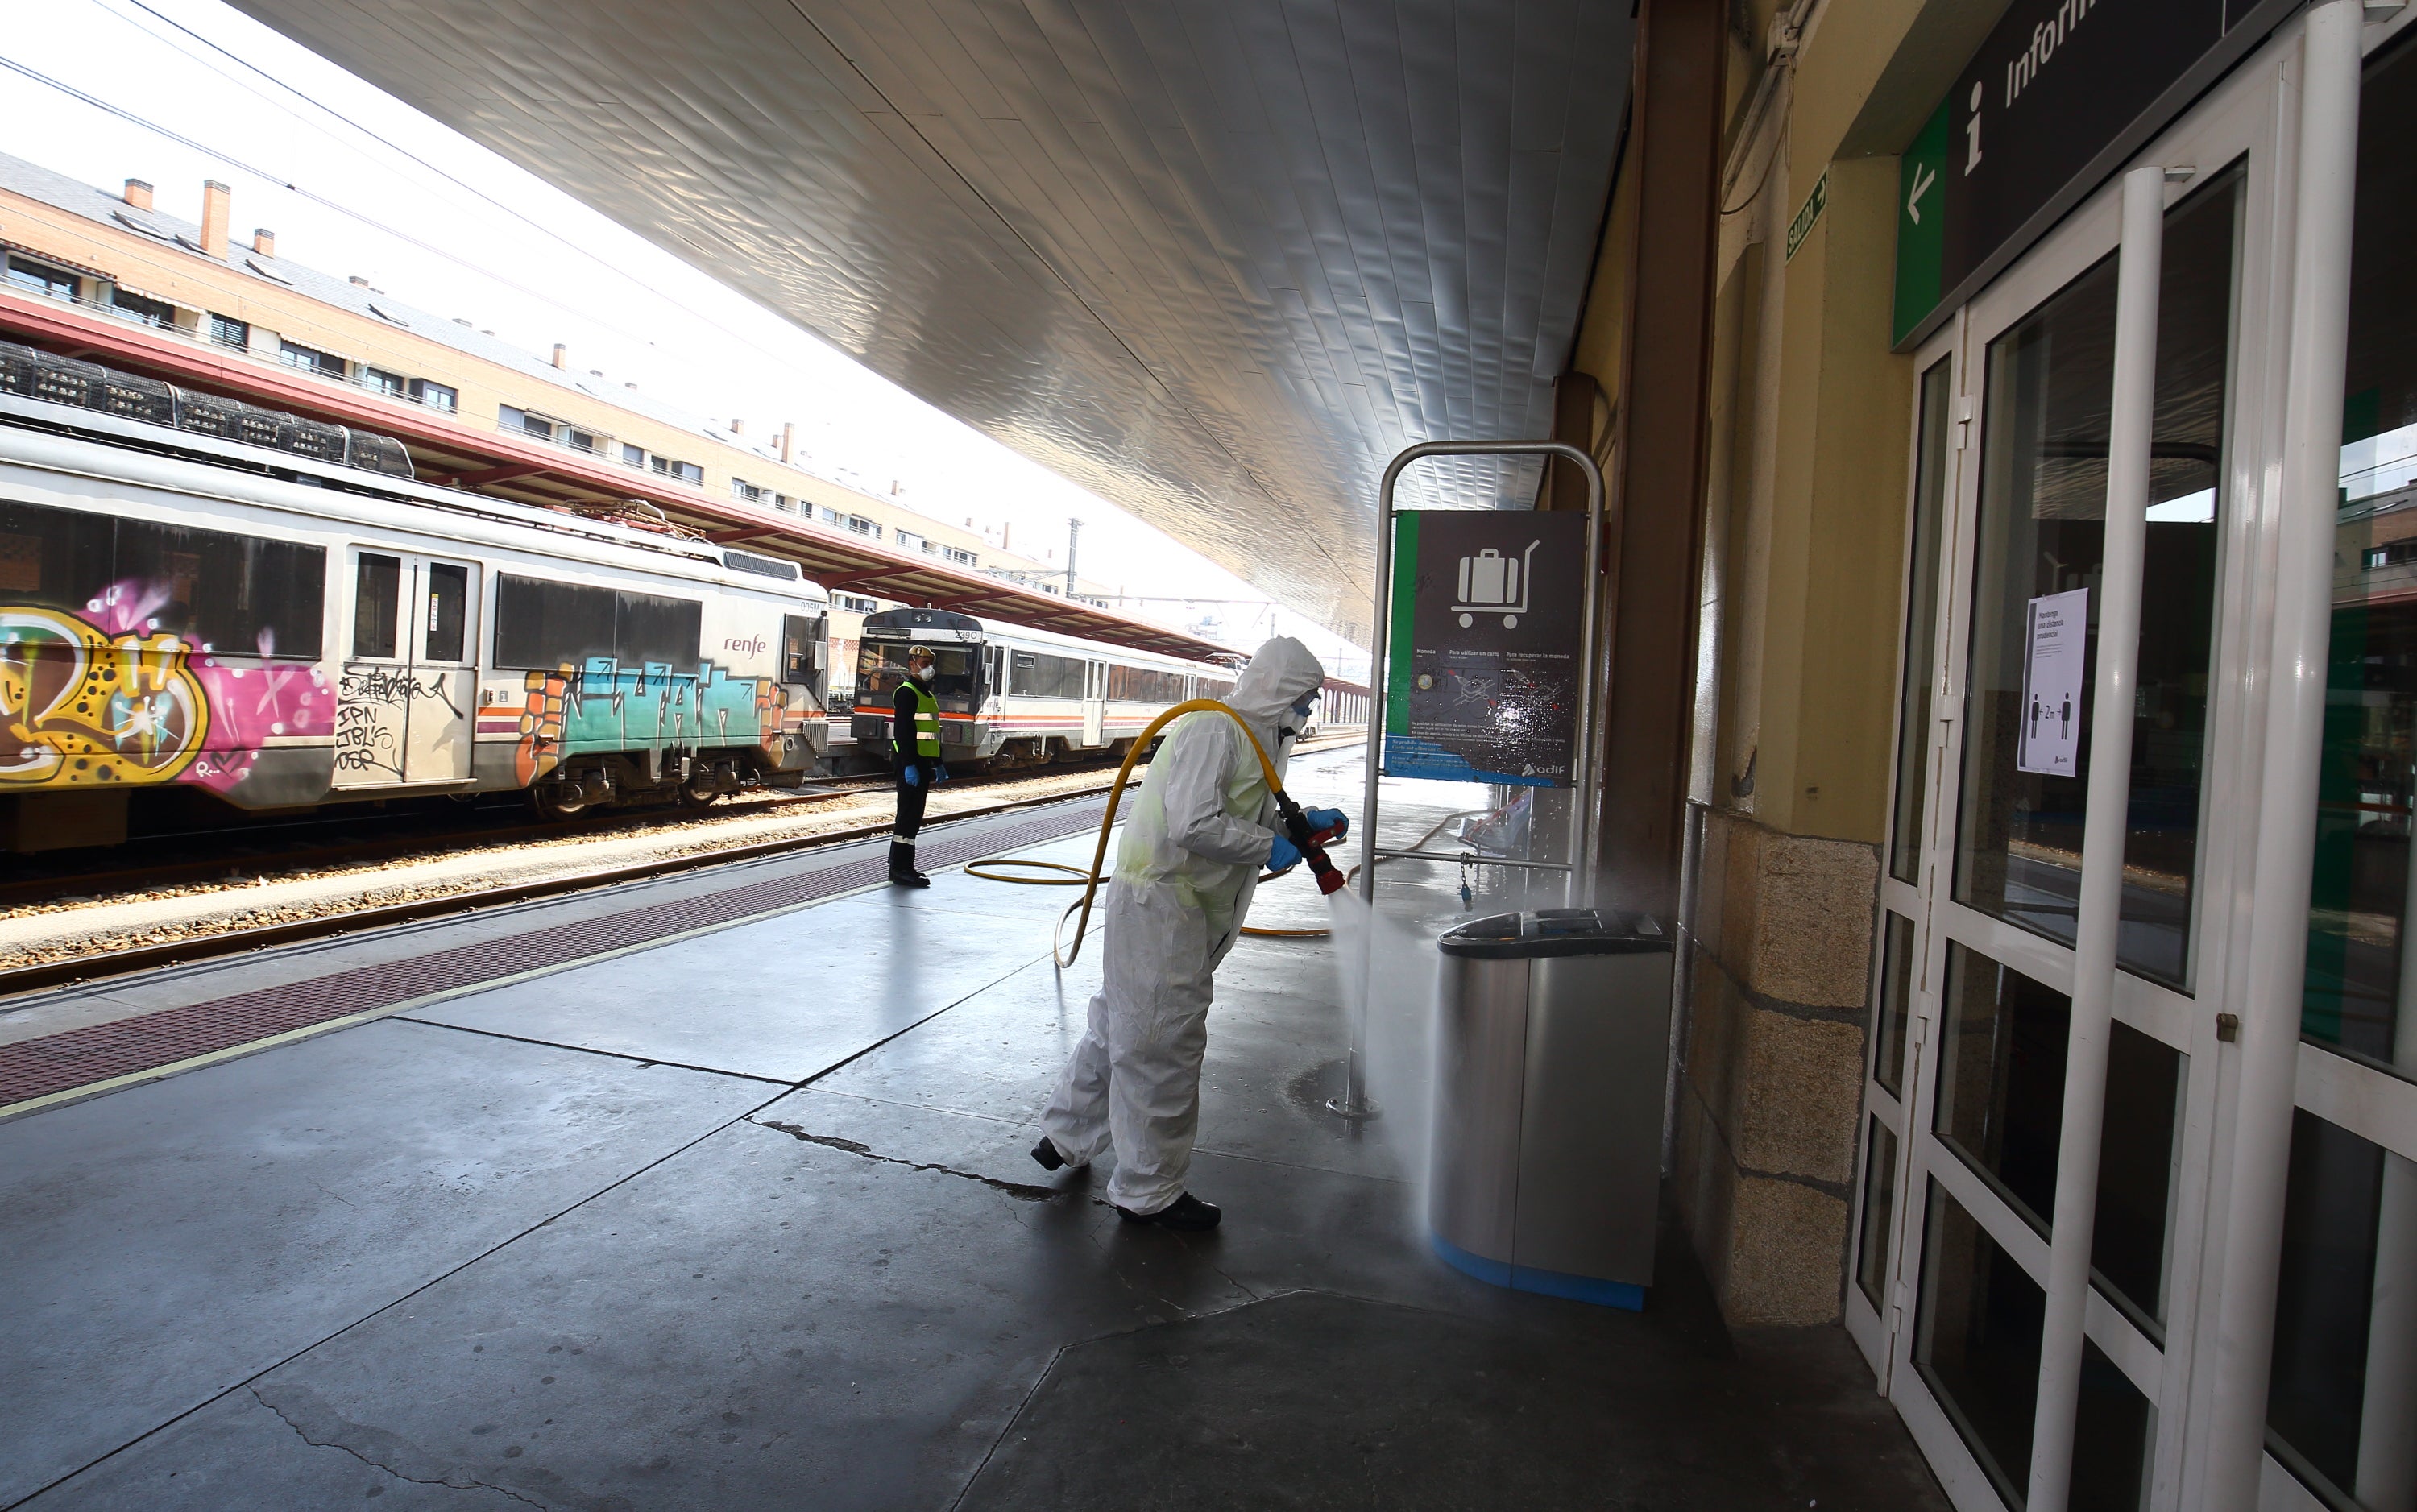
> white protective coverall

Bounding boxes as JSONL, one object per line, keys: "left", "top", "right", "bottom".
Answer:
{"left": 1040, "top": 636, "right": 1327, "bottom": 1215}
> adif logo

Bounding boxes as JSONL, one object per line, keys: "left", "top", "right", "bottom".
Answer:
{"left": 724, "top": 636, "right": 768, "bottom": 656}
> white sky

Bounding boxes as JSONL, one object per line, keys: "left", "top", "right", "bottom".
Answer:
{"left": 0, "top": 0, "right": 1370, "bottom": 680}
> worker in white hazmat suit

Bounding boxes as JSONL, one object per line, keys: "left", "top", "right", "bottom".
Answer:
{"left": 1030, "top": 636, "right": 1347, "bottom": 1229}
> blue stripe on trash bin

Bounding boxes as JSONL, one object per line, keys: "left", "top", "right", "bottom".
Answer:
{"left": 1429, "top": 1232, "right": 1644, "bottom": 1312}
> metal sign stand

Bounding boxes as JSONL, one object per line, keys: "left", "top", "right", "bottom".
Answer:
{"left": 1327, "top": 439, "right": 1607, "bottom": 1121}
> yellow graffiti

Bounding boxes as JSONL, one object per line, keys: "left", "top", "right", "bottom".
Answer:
{"left": 0, "top": 606, "right": 210, "bottom": 786}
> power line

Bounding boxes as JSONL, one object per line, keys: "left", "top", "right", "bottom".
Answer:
{"left": 95, "top": 0, "right": 817, "bottom": 379}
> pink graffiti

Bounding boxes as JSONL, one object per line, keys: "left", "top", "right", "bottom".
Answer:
{"left": 86, "top": 582, "right": 334, "bottom": 793}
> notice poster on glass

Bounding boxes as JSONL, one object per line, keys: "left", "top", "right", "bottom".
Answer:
{"left": 2017, "top": 587, "right": 2087, "bottom": 777}
{"left": 1383, "top": 509, "right": 1588, "bottom": 785}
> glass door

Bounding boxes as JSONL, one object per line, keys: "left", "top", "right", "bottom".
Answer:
{"left": 334, "top": 549, "right": 477, "bottom": 789}
{"left": 1851, "top": 39, "right": 2286, "bottom": 1511}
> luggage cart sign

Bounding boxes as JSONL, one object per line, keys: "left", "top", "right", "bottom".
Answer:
{"left": 1383, "top": 509, "right": 1588, "bottom": 785}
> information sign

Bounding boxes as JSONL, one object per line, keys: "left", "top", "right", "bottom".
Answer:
{"left": 1383, "top": 509, "right": 1588, "bottom": 785}
{"left": 2017, "top": 587, "right": 2088, "bottom": 777}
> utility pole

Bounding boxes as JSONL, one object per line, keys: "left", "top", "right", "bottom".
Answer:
{"left": 1064, "top": 516, "right": 1083, "bottom": 599}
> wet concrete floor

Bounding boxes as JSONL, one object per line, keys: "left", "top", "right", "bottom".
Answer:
{"left": 0, "top": 766, "right": 1947, "bottom": 1510}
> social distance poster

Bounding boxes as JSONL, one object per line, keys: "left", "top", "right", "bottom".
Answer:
{"left": 1383, "top": 508, "right": 1587, "bottom": 785}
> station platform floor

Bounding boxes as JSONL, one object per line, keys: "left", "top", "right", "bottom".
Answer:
{"left": 0, "top": 754, "right": 1949, "bottom": 1510}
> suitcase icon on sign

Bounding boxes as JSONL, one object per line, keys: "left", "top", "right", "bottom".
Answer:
{"left": 1453, "top": 541, "right": 1541, "bottom": 628}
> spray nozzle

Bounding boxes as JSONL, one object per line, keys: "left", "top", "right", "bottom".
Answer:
{"left": 1275, "top": 790, "right": 1350, "bottom": 897}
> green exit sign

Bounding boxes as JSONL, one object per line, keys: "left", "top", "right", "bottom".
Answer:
{"left": 1892, "top": 99, "right": 1949, "bottom": 347}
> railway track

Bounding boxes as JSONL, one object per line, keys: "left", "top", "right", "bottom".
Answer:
{"left": 0, "top": 733, "right": 1366, "bottom": 1000}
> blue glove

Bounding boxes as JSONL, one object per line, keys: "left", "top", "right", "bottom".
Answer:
{"left": 937, "top": 763, "right": 952, "bottom": 782}
{"left": 1267, "top": 831, "right": 1301, "bottom": 872}
{"left": 901, "top": 764, "right": 920, "bottom": 787}
{"left": 1303, "top": 807, "right": 1349, "bottom": 843}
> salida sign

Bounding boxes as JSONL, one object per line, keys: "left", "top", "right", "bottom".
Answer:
{"left": 1894, "top": 0, "right": 2254, "bottom": 346}
{"left": 1383, "top": 509, "right": 1587, "bottom": 786}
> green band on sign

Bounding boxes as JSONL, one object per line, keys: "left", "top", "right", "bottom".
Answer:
{"left": 1892, "top": 97, "right": 1951, "bottom": 347}
{"left": 1385, "top": 510, "right": 1420, "bottom": 736}
{"left": 1785, "top": 168, "right": 1827, "bottom": 263}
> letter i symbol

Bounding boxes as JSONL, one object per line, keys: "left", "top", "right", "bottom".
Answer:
{"left": 1965, "top": 81, "right": 1984, "bottom": 172}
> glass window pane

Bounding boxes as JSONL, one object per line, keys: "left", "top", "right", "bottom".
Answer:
{"left": 2092, "top": 1022, "right": 2185, "bottom": 1331}
{"left": 2310, "top": 35, "right": 2417, "bottom": 1087}
{"left": 1915, "top": 1179, "right": 2045, "bottom": 1505}
{"left": 613, "top": 591, "right": 701, "bottom": 669}
{"left": 492, "top": 574, "right": 613, "bottom": 671}
{"left": 351, "top": 553, "right": 400, "bottom": 661}
{"left": 1934, "top": 942, "right": 2068, "bottom": 1230}
{"left": 2072, "top": 1339, "right": 2157, "bottom": 1512}
{"left": 2265, "top": 1108, "right": 2417, "bottom": 1510}
{"left": 1954, "top": 168, "right": 2240, "bottom": 987}
{"left": 1875, "top": 913, "right": 1916, "bottom": 1096}
{"left": 1894, "top": 358, "right": 1955, "bottom": 884}
{"left": 424, "top": 563, "right": 467, "bottom": 663}
{"left": 1857, "top": 1116, "right": 1900, "bottom": 1312}
{"left": 113, "top": 516, "right": 325, "bottom": 659}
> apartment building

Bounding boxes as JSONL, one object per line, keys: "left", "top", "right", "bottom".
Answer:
{"left": 0, "top": 151, "right": 1116, "bottom": 677}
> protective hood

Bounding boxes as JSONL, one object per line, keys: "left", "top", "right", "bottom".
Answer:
{"left": 1225, "top": 636, "right": 1326, "bottom": 726}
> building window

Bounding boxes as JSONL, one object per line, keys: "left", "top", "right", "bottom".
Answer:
{"left": 111, "top": 288, "right": 176, "bottom": 329}
{"left": 6, "top": 255, "right": 77, "bottom": 300}
{"left": 944, "top": 546, "right": 976, "bottom": 567}
{"left": 819, "top": 507, "right": 840, "bottom": 524}
{"left": 774, "top": 494, "right": 794, "bottom": 512}
{"left": 410, "top": 379, "right": 456, "bottom": 412}
{"left": 835, "top": 593, "right": 878, "bottom": 614}
{"left": 361, "top": 367, "right": 407, "bottom": 398}
{"left": 208, "top": 313, "right": 249, "bottom": 350}
{"left": 650, "top": 455, "right": 703, "bottom": 485}
{"left": 844, "top": 515, "right": 881, "bottom": 539}
{"left": 280, "top": 340, "right": 344, "bottom": 379}
{"left": 896, "top": 531, "right": 926, "bottom": 553}
{"left": 622, "top": 442, "right": 645, "bottom": 467}
{"left": 733, "top": 478, "right": 765, "bottom": 503}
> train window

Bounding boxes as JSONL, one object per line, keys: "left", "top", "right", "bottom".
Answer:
{"left": 1106, "top": 664, "right": 1184, "bottom": 703}
{"left": 1008, "top": 649, "right": 1084, "bottom": 699}
{"left": 110, "top": 515, "right": 325, "bottom": 658}
{"left": 492, "top": 575, "right": 700, "bottom": 671}
{"left": 616, "top": 592, "right": 702, "bottom": 667}
{"left": 352, "top": 553, "right": 401, "bottom": 659}
{"left": 856, "top": 641, "right": 977, "bottom": 712}
{"left": 781, "top": 614, "right": 823, "bottom": 690}
{"left": 424, "top": 563, "right": 469, "bottom": 662}
{"left": 495, "top": 576, "right": 615, "bottom": 669}
{"left": 0, "top": 503, "right": 324, "bottom": 657}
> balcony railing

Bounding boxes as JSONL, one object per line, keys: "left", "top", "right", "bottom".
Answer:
{"left": 5, "top": 282, "right": 468, "bottom": 416}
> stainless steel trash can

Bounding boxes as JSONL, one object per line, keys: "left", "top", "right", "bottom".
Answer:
{"left": 1428, "top": 907, "right": 1673, "bottom": 1309}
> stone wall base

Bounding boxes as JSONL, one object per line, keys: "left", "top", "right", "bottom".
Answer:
{"left": 1674, "top": 806, "right": 1876, "bottom": 1327}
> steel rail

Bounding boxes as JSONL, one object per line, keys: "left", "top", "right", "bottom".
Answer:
{"left": 0, "top": 731, "right": 1368, "bottom": 1000}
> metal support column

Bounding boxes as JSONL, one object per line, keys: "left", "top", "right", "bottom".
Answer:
{"left": 2025, "top": 160, "right": 2171, "bottom": 1512}
{"left": 1331, "top": 439, "right": 1606, "bottom": 1121}
{"left": 2204, "top": 6, "right": 2365, "bottom": 1504}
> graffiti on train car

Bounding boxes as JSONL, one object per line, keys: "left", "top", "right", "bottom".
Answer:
{"left": 509, "top": 657, "right": 782, "bottom": 785}
{"left": 0, "top": 582, "right": 332, "bottom": 792}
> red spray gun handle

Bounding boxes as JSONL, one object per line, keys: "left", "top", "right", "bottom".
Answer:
{"left": 1275, "top": 792, "right": 1350, "bottom": 896}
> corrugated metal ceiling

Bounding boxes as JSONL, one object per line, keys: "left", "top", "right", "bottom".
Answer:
{"left": 228, "top": 0, "right": 1632, "bottom": 641}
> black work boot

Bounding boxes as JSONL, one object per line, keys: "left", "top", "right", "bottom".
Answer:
{"left": 1030, "top": 1136, "right": 1086, "bottom": 1172}
{"left": 888, "top": 841, "right": 930, "bottom": 888}
{"left": 1115, "top": 1192, "right": 1221, "bottom": 1231}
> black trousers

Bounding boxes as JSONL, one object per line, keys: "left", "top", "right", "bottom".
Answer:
{"left": 889, "top": 767, "right": 929, "bottom": 872}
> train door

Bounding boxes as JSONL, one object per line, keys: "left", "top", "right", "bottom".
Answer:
{"left": 334, "top": 549, "right": 477, "bottom": 789}
{"left": 1082, "top": 660, "right": 1106, "bottom": 747}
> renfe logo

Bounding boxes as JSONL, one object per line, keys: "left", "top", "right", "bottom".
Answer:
{"left": 724, "top": 636, "right": 768, "bottom": 656}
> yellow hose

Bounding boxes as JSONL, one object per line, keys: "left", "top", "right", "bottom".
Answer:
{"left": 962, "top": 699, "right": 1312, "bottom": 966}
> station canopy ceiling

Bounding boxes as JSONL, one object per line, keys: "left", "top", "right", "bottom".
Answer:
{"left": 229, "top": 1, "right": 1633, "bottom": 644}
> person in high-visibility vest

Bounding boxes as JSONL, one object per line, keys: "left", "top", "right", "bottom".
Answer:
{"left": 889, "top": 644, "right": 944, "bottom": 886}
